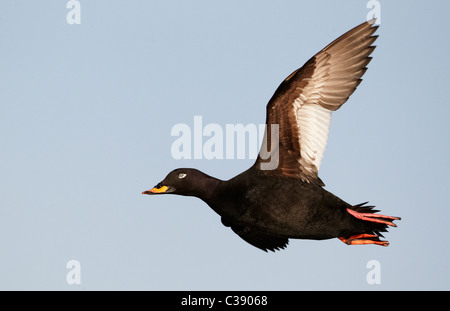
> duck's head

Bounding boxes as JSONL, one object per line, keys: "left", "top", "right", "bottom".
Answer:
{"left": 142, "top": 168, "right": 219, "bottom": 198}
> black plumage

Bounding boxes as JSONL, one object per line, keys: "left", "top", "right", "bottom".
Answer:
{"left": 143, "top": 20, "right": 400, "bottom": 252}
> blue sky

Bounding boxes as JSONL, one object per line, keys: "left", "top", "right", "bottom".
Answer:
{"left": 1, "top": 0, "right": 449, "bottom": 290}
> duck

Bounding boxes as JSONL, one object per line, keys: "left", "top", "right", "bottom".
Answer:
{"left": 142, "top": 19, "right": 400, "bottom": 252}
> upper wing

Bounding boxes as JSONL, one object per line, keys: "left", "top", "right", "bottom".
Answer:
{"left": 255, "top": 19, "right": 379, "bottom": 186}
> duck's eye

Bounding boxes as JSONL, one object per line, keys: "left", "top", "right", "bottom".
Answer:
{"left": 178, "top": 173, "right": 187, "bottom": 179}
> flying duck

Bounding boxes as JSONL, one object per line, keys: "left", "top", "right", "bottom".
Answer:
{"left": 142, "top": 19, "right": 400, "bottom": 252}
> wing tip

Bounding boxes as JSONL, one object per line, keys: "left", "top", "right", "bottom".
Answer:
{"left": 366, "top": 17, "right": 379, "bottom": 26}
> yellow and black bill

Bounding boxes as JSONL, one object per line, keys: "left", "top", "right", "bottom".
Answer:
{"left": 142, "top": 182, "right": 174, "bottom": 195}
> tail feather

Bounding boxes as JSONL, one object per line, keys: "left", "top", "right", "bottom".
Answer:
{"left": 351, "top": 202, "right": 379, "bottom": 213}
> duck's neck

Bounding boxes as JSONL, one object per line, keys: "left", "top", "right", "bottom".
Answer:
{"left": 193, "top": 175, "right": 222, "bottom": 202}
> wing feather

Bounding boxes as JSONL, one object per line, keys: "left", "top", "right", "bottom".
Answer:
{"left": 255, "top": 20, "right": 379, "bottom": 186}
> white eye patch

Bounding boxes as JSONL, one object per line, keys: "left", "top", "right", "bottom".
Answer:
{"left": 178, "top": 173, "right": 187, "bottom": 179}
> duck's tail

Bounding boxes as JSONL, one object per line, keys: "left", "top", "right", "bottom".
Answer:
{"left": 339, "top": 202, "right": 401, "bottom": 246}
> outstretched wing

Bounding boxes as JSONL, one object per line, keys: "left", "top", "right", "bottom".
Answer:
{"left": 255, "top": 20, "right": 379, "bottom": 186}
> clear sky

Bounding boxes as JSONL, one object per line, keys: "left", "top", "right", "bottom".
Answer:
{"left": 1, "top": 0, "right": 449, "bottom": 290}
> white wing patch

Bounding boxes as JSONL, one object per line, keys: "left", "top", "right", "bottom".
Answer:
{"left": 295, "top": 102, "right": 332, "bottom": 173}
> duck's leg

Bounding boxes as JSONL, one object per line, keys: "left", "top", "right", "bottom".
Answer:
{"left": 339, "top": 234, "right": 389, "bottom": 246}
{"left": 346, "top": 208, "right": 401, "bottom": 227}
{"left": 339, "top": 206, "right": 401, "bottom": 246}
